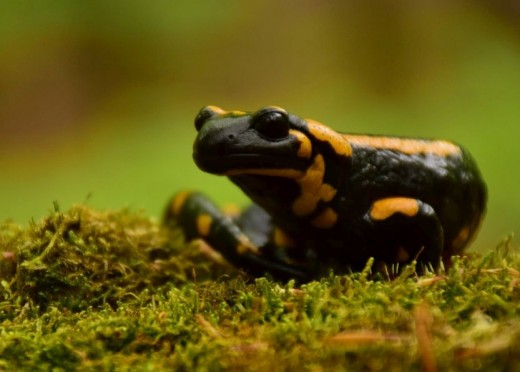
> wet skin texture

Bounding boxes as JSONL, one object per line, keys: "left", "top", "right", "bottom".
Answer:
{"left": 166, "top": 106, "right": 487, "bottom": 281}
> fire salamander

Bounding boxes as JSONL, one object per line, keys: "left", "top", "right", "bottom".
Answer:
{"left": 166, "top": 106, "right": 486, "bottom": 281}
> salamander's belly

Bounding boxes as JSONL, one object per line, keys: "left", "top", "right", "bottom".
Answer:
{"left": 166, "top": 106, "right": 487, "bottom": 281}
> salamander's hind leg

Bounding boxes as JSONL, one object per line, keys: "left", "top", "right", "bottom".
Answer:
{"left": 165, "top": 191, "right": 307, "bottom": 281}
{"left": 364, "top": 197, "right": 444, "bottom": 272}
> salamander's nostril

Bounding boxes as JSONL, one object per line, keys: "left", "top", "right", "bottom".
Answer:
{"left": 228, "top": 134, "right": 235, "bottom": 140}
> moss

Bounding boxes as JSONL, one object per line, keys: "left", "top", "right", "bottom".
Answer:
{"left": 1, "top": 205, "right": 519, "bottom": 370}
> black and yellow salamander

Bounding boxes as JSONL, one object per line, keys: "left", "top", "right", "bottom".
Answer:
{"left": 166, "top": 106, "right": 486, "bottom": 281}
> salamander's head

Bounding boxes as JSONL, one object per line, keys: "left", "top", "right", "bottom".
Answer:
{"left": 192, "top": 106, "right": 313, "bottom": 178}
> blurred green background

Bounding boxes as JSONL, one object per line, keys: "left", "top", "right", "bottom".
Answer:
{"left": 1, "top": 1, "right": 519, "bottom": 252}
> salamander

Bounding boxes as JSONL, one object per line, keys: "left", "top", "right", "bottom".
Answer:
{"left": 165, "top": 106, "right": 487, "bottom": 281}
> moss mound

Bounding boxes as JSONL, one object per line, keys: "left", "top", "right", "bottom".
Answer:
{"left": 0, "top": 206, "right": 519, "bottom": 370}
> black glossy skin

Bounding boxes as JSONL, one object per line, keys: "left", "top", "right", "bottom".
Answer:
{"left": 166, "top": 106, "right": 487, "bottom": 281}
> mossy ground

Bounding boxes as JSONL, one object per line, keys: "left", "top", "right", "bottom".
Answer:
{"left": 0, "top": 205, "right": 519, "bottom": 371}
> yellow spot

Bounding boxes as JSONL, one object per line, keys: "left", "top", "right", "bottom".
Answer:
{"left": 310, "top": 207, "right": 338, "bottom": 229}
{"left": 236, "top": 234, "right": 260, "bottom": 255}
{"left": 306, "top": 119, "right": 352, "bottom": 157}
{"left": 320, "top": 184, "right": 337, "bottom": 202}
{"left": 289, "top": 129, "right": 312, "bottom": 159}
{"left": 228, "top": 110, "right": 247, "bottom": 116}
{"left": 292, "top": 154, "right": 338, "bottom": 216}
{"left": 273, "top": 228, "right": 296, "bottom": 248}
{"left": 196, "top": 214, "right": 213, "bottom": 237}
{"left": 370, "top": 197, "right": 420, "bottom": 221}
{"left": 222, "top": 203, "right": 241, "bottom": 218}
{"left": 265, "top": 106, "right": 287, "bottom": 113}
{"left": 452, "top": 226, "right": 470, "bottom": 250}
{"left": 171, "top": 191, "right": 191, "bottom": 215}
{"left": 344, "top": 135, "right": 461, "bottom": 156}
{"left": 396, "top": 247, "right": 411, "bottom": 262}
{"left": 225, "top": 168, "right": 305, "bottom": 178}
{"left": 205, "top": 105, "right": 227, "bottom": 115}
{"left": 204, "top": 106, "right": 246, "bottom": 117}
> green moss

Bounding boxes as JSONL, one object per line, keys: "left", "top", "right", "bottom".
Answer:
{"left": 1, "top": 205, "right": 519, "bottom": 370}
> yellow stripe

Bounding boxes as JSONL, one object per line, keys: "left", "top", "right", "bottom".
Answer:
{"left": 224, "top": 168, "right": 305, "bottom": 178}
{"left": 345, "top": 135, "right": 461, "bottom": 156}
{"left": 292, "top": 154, "right": 338, "bottom": 216}
{"left": 289, "top": 129, "right": 312, "bottom": 159}
{"left": 306, "top": 119, "right": 352, "bottom": 157}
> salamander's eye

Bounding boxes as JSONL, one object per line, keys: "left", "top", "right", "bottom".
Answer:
{"left": 252, "top": 110, "right": 289, "bottom": 139}
{"left": 195, "top": 106, "right": 221, "bottom": 131}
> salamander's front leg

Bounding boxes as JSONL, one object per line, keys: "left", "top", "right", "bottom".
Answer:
{"left": 165, "top": 191, "right": 308, "bottom": 281}
{"left": 364, "top": 197, "right": 444, "bottom": 271}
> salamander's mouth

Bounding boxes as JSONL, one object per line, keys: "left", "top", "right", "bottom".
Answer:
{"left": 194, "top": 153, "right": 308, "bottom": 178}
